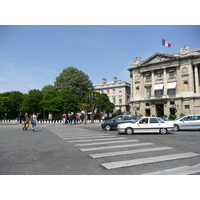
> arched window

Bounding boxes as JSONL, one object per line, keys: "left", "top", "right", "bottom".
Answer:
{"left": 184, "top": 81, "right": 189, "bottom": 91}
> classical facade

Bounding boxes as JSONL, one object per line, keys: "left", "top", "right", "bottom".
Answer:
{"left": 93, "top": 77, "right": 131, "bottom": 113}
{"left": 128, "top": 45, "right": 200, "bottom": 117}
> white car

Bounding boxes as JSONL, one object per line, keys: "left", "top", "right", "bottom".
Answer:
{"left": 117, "top": 117, "right": 174, "bottom": 135}
{"left": 172, "top": 114, "right": 200, "bottom": 131}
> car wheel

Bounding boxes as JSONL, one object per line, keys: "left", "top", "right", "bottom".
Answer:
{"left": 160, "top": 128, "right": 167, "bottom": 134}
{"left": 126, "top": 127, "right": 133, "bottom": 135}
{"left": 105, "top": 125, "right": 111, "bottom": 131}
{"left": 174, "top": 124, "right": 179, "bottom": 132}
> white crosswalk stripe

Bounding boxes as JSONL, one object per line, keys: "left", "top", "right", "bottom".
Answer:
{"left": 143, "top": 163, "right": 200, "bottom": 175}
{"left": 75, "top": 139, "right": 139, "bottom": 146}
{"left": 89, "top": 146, "right": 174, "bottom": 158}
{"left": 63, "top": 135, "right": 117, "bottom": 140}
{"left": 79, "top": 142, "right": 153, "bottom": 152}
{"left": 101, "top": 152, "right": 199, "bottom": 170}
{"left": 67, "top": 137, "right": 127, "bottom": 143}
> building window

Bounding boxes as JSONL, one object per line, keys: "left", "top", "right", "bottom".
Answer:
{"left": 146, "top": 74, "right": 151, "bottom": 80}
{"left": 185, "top": 105, "right": 190, "bottom": 109}
{"left": 113, "top": 89, "right": 115, "bottom": 94}
{"left": 155, "top": 90, "right": 163, "bottom": 97}
{"left": 113, "top": 97, "right": 116, "bottom": 104}
{"left": 168, "top": 89, "right": 176, "bottom": 95}
{"left": 107, "top": 90, "right": 109, "bottom": 94}
{"left": 119, "top": 99, "right": 122, "bottom": 104}
{"left": 101, "top": 90, "right": 104, "bottom": 93}
{"left": 146, "top": 87, "right": 151, "bottom": 97}
{"left": 146, "top": 103, "right": 150, "bottom": 106}
{"left": 157, "top": 73, "right": 162, "bottom": 78}
{"left": 169, "top": 70, "right": 175, "bottom": 77}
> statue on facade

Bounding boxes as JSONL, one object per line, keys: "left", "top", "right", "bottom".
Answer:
{"left": 133, "top": 57, "right": 141, "bottom": 64}
{"left": 179, "top": 45, "right": 190, "bottom": 56}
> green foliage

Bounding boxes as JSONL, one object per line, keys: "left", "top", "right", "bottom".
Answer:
{"left": 40, "top": 89, "right": 81, "bottom": 117}
{"left": 20, "top": 89, "right": 43, "bottom": 114}
{"left": 169, "top": 114, "right": 176, "bottom": 120}
{"left": 0, "top": 91, "right": 24, "bottom": 119}
{"left": 112, "top": 109, "right": 123, "bottom": 117}
{"left": 83, "top": 91, "right": 114, "bottom": 115}
{"left": 41, "top": 85, "right": 54, "bottom": 94}
{"left": 54, "top": 67, "right": 93, "bottom": 99}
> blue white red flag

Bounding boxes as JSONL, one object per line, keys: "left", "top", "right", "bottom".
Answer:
{"left": 162, "top": 38, "right": 171, "bottom": 48}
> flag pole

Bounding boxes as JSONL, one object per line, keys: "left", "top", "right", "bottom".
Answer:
{"left": 161, "top": 38, "right": 163, "bottom": 54}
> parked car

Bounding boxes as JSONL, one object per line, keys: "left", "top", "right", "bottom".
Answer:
{"left": 172, "top": 114, "right": 200, "bottom": 131}
{"left": 101, "top": 115, "right": 139, "bottom": 131}
{"left": 117, "top": 117, "right": 174, "bottom": 135}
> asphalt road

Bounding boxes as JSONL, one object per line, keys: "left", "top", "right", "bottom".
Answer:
{"left": 1, "top": 122, "right": 200, "bottom": 175}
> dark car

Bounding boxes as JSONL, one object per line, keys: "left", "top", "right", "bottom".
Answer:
{"left": 101, "top": 115, "right": 139, "bottom": 131}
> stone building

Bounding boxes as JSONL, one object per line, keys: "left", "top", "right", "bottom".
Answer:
{"left": 128, "top": 45, "right": 200, "bottom": 117}
{"left": 93, "top": 77, "right": 131, "bottom": 113}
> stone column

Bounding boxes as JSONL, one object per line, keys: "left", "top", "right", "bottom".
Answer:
{"left": 130, "top": 72, "right": 134, "bottom": 100}
{"left": 140, "top": 72, "right": 144, "bottom": 98}
{"left": 194, "top": 64, "right": 199, "bottom": 93}
{"left": 151, "top": 70, "right": 155, "bottom": 97}
{"left": 163, "top": 68, "right": 167, "bottom": 95}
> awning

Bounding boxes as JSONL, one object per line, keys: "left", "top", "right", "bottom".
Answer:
{"left": 154, "top": 84, "right": 164, "bottom": 90}
{"left": 167, "top": 82, "right": 177, "bottom": 89}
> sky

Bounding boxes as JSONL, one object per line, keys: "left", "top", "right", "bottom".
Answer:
{"left": 0, "top": 25, "right": 200, "bottom": 94}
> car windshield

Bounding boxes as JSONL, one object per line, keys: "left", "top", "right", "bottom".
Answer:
{"left": 175, "top": 115, "right": 186, "bottom": 120}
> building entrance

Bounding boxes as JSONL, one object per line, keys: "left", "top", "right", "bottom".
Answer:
{"left": 156, "top": 104, "right": 164, "bottom": 117}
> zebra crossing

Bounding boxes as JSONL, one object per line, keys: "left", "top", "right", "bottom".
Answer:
{"left": 47, "top": 126, "right": 200, "bottom": 175}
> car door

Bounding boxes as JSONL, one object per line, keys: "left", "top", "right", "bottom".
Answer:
{"left": 135, "top": 118, "right": 149, "bottom": 133}
{"left": 181, "top": 115, "right": 200, "bottom": 130}
{"left": 192, "top": 115, "right": 200, "bottom": 129}
{"left": 178, "top": 115, "right": 194, "bottom": 130}
{"left": 148, "top": 117, "right": 161, "bottom": 133}
{"left": 111, "top": 115, "right": 123, "bottom": 129}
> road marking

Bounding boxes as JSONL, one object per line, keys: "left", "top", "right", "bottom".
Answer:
{"left": 143, "top": 163, "right": 200, "bottom": 175}
{"left": 79, "top": 142, "right": 153, "bottom": 152}
{"left": 101, "top": 152, "right": 200, "bottom": 170}
{"left": 59, "top": 133, "right": 109, "bottom": 137}
{"left": 89, "top": 146, "right": 174, "bottom": 158}
{"left": 68, "top": 137, "right": 127, "bottom": 143}
{"left": 75, "top": 139, "right": 139, "bottom": 146}
{"left": 63, "top": 136, "right": 117, "bottom": 140}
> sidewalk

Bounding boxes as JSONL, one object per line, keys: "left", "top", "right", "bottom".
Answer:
{"left": 0, "top": 121, "right": 102, "bottom": 128}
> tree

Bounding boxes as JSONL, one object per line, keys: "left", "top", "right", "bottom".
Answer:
{"left": 20, "top": 89, "right": 43, "bottom": 115}
{"left": 54, "top": 67, "right": 93, "bottom": 99}
{"left": 41, "top": 85, "right": 54, "bottom": 94}
{"left": 0, "top": 91, "right": 24, "bottom": 119}
{"left": 83, "top": 91, "right": 115, "bottom": 122}
{"left": 40, "top": 89, "right": 63, "bottom": 119}
{"left": 60, "top": 90, "right": 81, "bottom": 113}
{"left": 40, "top": 89, "right": 81, "bottom": 119}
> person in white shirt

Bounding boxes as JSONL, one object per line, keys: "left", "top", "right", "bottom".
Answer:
{"left": 31, "top": 113, "right": 37, "bottom": 132}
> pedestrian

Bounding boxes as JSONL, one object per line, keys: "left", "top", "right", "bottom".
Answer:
{"left": 23, "top": 113, "right": 29, "bottom": 131}
{"left": 80, "top": 113, "right": 84, "bottom": 124}
{"left": 65, "top": 114, "right": 69, "bottom": 124}
{"left": 62, "top": 113, "right": 66, "bottom": 124}
{"left": 68, "top": 114, "right": 72, "bottom": 125}
{"left": 19, "top": 112, "right": 23, "bottom": 125}
{"left": 30, "top": 113, "right": 37, "bottom": 132}
{"left": 76, "top": 114, "right": 80, "bottom": 124}
{"left": 72, "top": 113, "right": 76, "bottom": 125}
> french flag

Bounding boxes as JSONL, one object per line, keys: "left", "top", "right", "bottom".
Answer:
{"left": 162, "top": 38, "right": 171, "bottom": 48}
